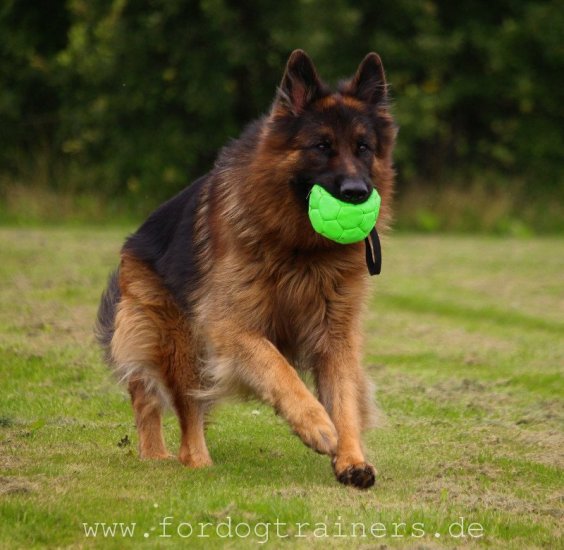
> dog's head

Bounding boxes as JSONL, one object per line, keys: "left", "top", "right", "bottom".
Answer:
{"left": 260, "top": 50, "right": 396, "bottom": 230}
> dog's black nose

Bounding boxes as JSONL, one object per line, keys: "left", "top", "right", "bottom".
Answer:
{"left": 339, "top": 179, "right": 371, "bottom": 204}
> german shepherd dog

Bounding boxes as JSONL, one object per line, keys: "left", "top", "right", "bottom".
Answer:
{"left": 96, "top": 50, "right": 396, "bottom": 489}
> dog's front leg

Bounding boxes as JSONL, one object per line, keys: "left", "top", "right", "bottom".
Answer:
{"left": 209, "top": 328, "right": 338, "bottom": 456}
{"left": 315, "top": 343, "right": 377, "bottom": 489}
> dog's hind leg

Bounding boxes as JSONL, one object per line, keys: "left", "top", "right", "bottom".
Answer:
{"left": 128, "top": 377, "right": 171, "bottom": 459}
{"left": 160, "top": 336, "right": 212, "bottom": 469}
{"left": 112, "top": 252, "right": 213, "bottom": 468}
{"left": 113, "top": 252, "right": 200, "bottom": 463}
{"left": 171, "top": 392, "right": 212, "bottom": 468}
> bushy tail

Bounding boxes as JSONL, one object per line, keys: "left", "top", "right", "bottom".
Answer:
{"left": 95, "top": 269, "right": 120, "bottom": 364}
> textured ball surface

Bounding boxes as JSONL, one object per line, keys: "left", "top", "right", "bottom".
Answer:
{"left": 308, "top": 184, "right": 381, "bottom": 244}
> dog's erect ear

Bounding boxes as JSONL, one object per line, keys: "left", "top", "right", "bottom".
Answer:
{"left": 276, "top": 50, "right": 323, "bottom": 115}
{"left": 348, "top": 53, "right": 387, "bottom": 105}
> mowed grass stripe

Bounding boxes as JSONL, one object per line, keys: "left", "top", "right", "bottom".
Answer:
{"left": 378, "top": 292, "right": 563, "bottom": 334}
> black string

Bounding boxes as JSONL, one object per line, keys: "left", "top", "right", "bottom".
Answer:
{"left": 364, "top": 227, "right": 382, "bottom": 275}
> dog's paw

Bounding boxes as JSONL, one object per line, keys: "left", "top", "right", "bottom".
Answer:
{"left": 139, "top": 451, "right": 175, "bottom": 460}
{"left": 333, "top": 459, "right": 376, "bottom": 489}
{"left": 293, "top": 405, "right": 338, "bottom": 456}
{"left": 179, "top": 449, "right": 213, "bottom": 468}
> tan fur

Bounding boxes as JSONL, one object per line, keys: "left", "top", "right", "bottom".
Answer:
{"left": 112, "top": 253, "right": 211, "bottom": 467}
{"left": 340, "top": 95, "right": 365, "bottom": 111}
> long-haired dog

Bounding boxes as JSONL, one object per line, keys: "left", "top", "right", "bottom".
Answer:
{"left": 97, "top": 50, "right": 396, "bottom": 489}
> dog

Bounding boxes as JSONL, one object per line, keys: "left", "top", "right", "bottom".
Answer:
{"left": 96, "top": 49, "right": 396, "bottom": 489}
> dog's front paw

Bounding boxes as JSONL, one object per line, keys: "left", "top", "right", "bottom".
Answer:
{"left": 293, "top": 405, "right": 338, "bottom": 456}
{"left": 333, "top": 458, "right": 376, "bottom": 489}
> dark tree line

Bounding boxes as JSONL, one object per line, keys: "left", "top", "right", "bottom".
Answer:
{"left": 1, "top": 0, "right": 562, "bottom": 204}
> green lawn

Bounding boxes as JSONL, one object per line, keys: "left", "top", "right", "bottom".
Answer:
{"left": 0, "top": 228, "right": 562, "bottom": 549}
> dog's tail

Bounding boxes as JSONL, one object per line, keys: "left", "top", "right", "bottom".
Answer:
{"left": 95, "top": 268, "right": 120, "bottom": 365}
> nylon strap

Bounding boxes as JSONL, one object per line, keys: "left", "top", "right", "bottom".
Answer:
{"left": 364, "top": 227, "right": 382, "bottom": 276}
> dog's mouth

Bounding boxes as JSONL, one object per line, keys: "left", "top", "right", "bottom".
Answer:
{"left": 297, "top": 173, "right": 373, "bottom": 206}
{"left": 289, "top": 175, "right": 383, "bottom": 276}
{"left": 291, "top": 175, "right": 342, "bottom": 207}
{"left": 290, "top": 176, "right": 316, "bottom": 212}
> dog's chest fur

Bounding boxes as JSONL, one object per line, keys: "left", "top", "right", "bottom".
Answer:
{"left": 198, "top": 240, "right": 366, "bottom": 365}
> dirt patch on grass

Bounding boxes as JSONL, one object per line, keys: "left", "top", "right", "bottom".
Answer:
{"left": 375, "top": 370, "right": 518, "bottom": 420}
{"left": 417, "top": 476, "right": 534, "bottom": 513}
{"left": 427, "top": 378, "right": 514, "bottom": 412}
{"left": 0, "top": 437, "right": 30, "bottom": 472}
{"left": 3, "top": 302, "right": 98, "bottom": 353}
{"left": 416, "top": 450, "right": 563, "bottom": 520}
{"left": 515, "top": 399, "right": 563, "bottom": 427}
{"left": 518, "top": 430, "right": 564, "bottom": 469}
{"left": 0, "top": 475, "right": 37, "bottom": 495}
{"left": 275, "top": 485, "right": 309, "bottom": 499}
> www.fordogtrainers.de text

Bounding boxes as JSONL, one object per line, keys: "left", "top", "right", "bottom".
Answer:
{"left": 83, "top": 515, "right": 485, "bottom": 543}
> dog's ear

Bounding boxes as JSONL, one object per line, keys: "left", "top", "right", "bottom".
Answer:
{"left": 276, "top": 50, "right": 323, "bottom": 115}
{"left": 347, "top": 53, "right": 387, "bottom": 105}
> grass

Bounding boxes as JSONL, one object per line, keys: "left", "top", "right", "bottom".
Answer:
{"left": 0, "top": 227, "right": 562, "bottom": 548}
{"left": 393, "top": 181, "right": 564, "bottom": 235}
{"left": 2, "top": 182, "right": 564, "bottom": 234}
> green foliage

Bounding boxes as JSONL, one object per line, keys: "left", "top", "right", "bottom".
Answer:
{"left": 0, "top": 0, "right": 68, "bottom": 174}
{"left": 0, "top": 0, "right": 562, "bottom": 206}
{"left": 55, "top": 0, "right": 304, "bottom": 198}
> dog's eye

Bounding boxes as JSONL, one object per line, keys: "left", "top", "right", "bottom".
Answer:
{"left": 316, "top": 141, "right": 331, "bottom": 152}
{"left": 357, "top": 142, "right": 369, "bottom": 154}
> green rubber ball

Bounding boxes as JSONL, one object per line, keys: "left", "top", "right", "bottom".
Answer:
{"left": 308, "top": 184, "right": 381, "bottom": 244}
